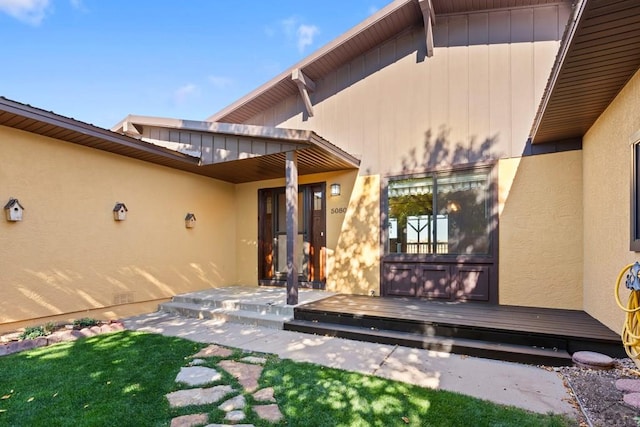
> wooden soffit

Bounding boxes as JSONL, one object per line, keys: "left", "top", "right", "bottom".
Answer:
{"left": 531, "top": 0, "right": 640, "bottom": 145}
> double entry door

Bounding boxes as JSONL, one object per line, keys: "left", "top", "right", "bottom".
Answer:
{"left": 258, "top": 183, "right": 326, "bottom": 288}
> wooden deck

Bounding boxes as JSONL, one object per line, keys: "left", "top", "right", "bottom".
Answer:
{"left": 285, "top": 294, "right": 626, "bottom": 365}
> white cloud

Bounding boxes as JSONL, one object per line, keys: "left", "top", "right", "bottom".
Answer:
{"left": 70, "top": 0, "right": 87, "bottom": 12}
{"left": 280, "top": 16, "right": 297, "bottom": 37}
{"left": 297, "top": 24, "right": 319, "bottom": 53}
{"left": 0, "top": 0, "right": 50, "bottom": 25}
{"left": 173, "top": 83, "right": 199, "bottom": 106}
{"left": 278, "top": 16, "right": 320, "bottom": 53}
{"left": 208, "top": 75, "right": 233, "bottom": 89}
{"left": 368, "top": 5, "right": 379, "bottom": 15}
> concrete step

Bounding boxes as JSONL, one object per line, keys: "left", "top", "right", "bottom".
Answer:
{"left": 159, "top": 301, "right": 291, "bottom": 329}
{"left": 170, "top": 294, "right": 295, "bottom": 317}
{"left": 285, "top": 319, "right": 574, "bottom": 366}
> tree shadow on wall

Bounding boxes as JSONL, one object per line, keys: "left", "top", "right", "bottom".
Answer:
{"left": 332, "top": 127, "right": 501, "bottom": 299}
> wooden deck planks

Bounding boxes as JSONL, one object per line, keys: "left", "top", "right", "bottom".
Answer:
{"left": 298, "top": 294, "right": 620, "bottom": 342}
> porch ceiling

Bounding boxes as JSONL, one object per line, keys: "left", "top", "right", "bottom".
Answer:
{"left": 208, "top": 0, "right": 562, "bottom": 124}
{"left": 530, "top": 0, "right": 640, "bottom": 145}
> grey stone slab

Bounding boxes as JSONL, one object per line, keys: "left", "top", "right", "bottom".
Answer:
{"left": 224, "top": 410, "right": 246, "bottom": 422}
{"left": 218, "top": 394, "right": 246, "bottom": 412}
{"left": 192, "top": 344, "right": 233, "bottom": 358}
{"left": 616, "top": 378, "right": 640, "bottom": 393}
{"left": 375, "top": 346, "right": 577, "bottom": 416}
{"left": 623, "top": 392, "right": 640, "bottom": 409}
{"left": 572, "top": 351, "right": 614, "bottom": 369}
{"left": 240, "top": 356, "right": 267, "bottom": 365}
{"left": 218, "top": 360, "right": 262, "bottom": 392}
{"left": 175, "top": 366, "right": 222, "bottom": 386}
{"left": 166, "top": 385, "right": 234, "bottom": 408}
{"left": 252, "top": 387, "right": 276, "bottom": 402}
{"left": 170, "top": 413, "right": 208, "bottom": 427}
{"left": 204, "top": 424, "right": 254, "bottom": 427}
{"left": 253, "top": 404, "right": 284, "bottom": 423}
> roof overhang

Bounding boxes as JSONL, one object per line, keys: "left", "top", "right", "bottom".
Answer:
{"left": 0, "top": 97, "right": 201, "bottom": 168}
{"left": 112, "top": 115, "right": 360, "bottom": 184}
{"left": 0, "top": 98, "right": 359, "bottom": 184}
{"left": 530, "top": 0, "right": 640, "bottom": 145}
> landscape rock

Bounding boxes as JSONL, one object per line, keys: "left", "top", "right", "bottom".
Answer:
{"left": 615, "top": 378, "right": 640, "bottom": 393}
{"left": 190, "top": 358, "right": 206, "bottom": 366}
{"left": 572, "top": 351, "right": 614, "bottom": 369}
{"left": 623, "top": 392, "right": 640, "bottom": 409}
{"left": 218, "top": 394, "right": 246, "bottom": 412}
{"left": 252, "top": 387, "right": 275, "bottom": 402}
{"left": 253, "top": 404, "right": 284, "bottom": 423}
{"left": 240, "top": 356, "right": 267, "bottom": 365}
{"left": 218, "top": 360, "right": 262, "bottom": 392}
{"left": 170, "top": 413, "right": 208, "bottom": 427}
{"left": 175, "top": 366, "right": 222, "bottom": 386}
{"left": 192, "top": 344, "right": 233, "bottom": 359}
{"left": 224, "top": 410, "right": 245, "bottom": 422}
{"left": 165, "top": 385, "right": 234, "bottom": 408}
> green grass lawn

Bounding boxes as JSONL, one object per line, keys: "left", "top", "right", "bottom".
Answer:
{"left": 0, "top": 331, "right": 576, "bottom": 427}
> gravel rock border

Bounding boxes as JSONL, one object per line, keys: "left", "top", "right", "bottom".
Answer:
{"left": 559, "top": 358, "right": 640, "bottom": 426}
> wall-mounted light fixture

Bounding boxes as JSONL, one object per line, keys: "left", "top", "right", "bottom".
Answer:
{"left": 113, "top": 202, "right": 128, "bottom": 221}
{"left": 330, "top": 183, "right": 341, "bottom": 197}
{"left": 185, "top": 213, "right": 196, "bottom": 228}
{"left": 4, "top": 198, "right": 24, "bottom": 222}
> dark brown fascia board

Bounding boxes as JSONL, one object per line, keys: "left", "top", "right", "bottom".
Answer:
{"left": 0, "top": 97, "right": 199, "bottom": 165}
{"left": 529, "top": 0, "right": 588, "bottom": 144}
{"left": 206, "top": 0, "right": 415, "bottom": 123}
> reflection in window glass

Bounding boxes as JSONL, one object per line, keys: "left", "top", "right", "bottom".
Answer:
{"left": 387, "top": 169, "right": 491, "bottom": 255}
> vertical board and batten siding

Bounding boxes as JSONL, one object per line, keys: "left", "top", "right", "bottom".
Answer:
{"left": 244, "top": 5, "right": 570, "bottom": 176}
{"left": 142, "top": 127, "right": 303, "bottom": 165}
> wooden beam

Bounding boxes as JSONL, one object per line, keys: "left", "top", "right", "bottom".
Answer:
{"left": 285, "top": 151, "right": 299, "bottom": 305}
{"left": 292, "top": 68, "right": 315, "bottom": 117}
{"left": 418, "top": 0, "right": 435, "bottom": 58}
{"left": 123, "top": 120, "right": 141, "bottom": 136}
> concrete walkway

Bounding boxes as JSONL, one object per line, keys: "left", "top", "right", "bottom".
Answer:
{"left": 123, "top": 312, "right": 578, "bottom": 417}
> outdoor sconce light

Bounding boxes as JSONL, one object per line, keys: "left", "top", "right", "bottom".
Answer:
{"left": 330, "top": 183, "right": 341, "bottom": 197}
{"left": 4, "top": 198, "right": 24, "bottom": 222}
{"left": 113, "top": 202, "right": 128, "bottom": 221}
{"left": 185, "top": 213, "right": 196, "bottom": 228}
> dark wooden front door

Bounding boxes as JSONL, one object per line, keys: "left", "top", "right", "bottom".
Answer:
{"left": 258, "top": 183, "right": 326, "bottom": 288}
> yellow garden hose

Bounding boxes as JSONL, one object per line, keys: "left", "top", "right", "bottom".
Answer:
{"left": 614, "top": 263, "right": 640, "bottom": 367}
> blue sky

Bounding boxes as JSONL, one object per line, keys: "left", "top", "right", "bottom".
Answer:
{"left": 0, "top": 0, "right": 391, "bottom": 129}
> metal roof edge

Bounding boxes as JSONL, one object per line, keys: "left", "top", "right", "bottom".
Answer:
{"left": 0, "top": 97, "right": 199, "bottom": 164}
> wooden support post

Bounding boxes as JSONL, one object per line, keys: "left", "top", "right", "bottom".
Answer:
{"left": 292, "top": 68, "right": 316, "bottom": 117}
{"left": 418, "top": 0, "right": 435, "bottom": 58}
{"left": 286, "top": 151, "right": 299, "bottom": 305}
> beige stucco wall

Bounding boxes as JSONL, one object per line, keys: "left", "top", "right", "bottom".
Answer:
{"left": 0, "top": 125, "right": 236, "bottom": 332}
{"left": 582, "top": 69, "right": 640, "bottom": 333}
{"left": 235, "top": 170, "right": 380, "bottom": 295}
{"left": 498, "top": 152, "right": 583, "bottom": 309}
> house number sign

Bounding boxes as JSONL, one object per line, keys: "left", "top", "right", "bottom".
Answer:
{"left": 330, "top": 207, "right": 347, "bottom": 215}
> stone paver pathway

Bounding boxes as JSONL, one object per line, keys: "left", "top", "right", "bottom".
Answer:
{"left": 165, "top": 345, "right": 284, "bottom": 426}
